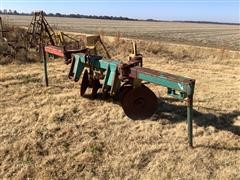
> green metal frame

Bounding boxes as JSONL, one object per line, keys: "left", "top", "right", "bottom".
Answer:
{"left": 69, "top": 53, "right": 120, "bottom": 90}
{"left": 132, "top": 67, "right": 195, "bottom": 146}
{"left": 45, "top": 49, "right": 196, "bottom": 147}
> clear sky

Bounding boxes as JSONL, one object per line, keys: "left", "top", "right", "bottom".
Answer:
{"left": 1, "top": 0, "right": 240, "bottom": 23}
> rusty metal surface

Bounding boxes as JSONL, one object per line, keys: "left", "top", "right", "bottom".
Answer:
{"left": 130, "top": 66, "right": 195, "bottom": 84}
{"left": 118, "top": 83, "right": 133, "bottom": 103}
{"left": 27, "top": 11, "right": 56, "bottom": 47}
{"left": 118, "top": 59, "right": 142, "bottom": 80}
{"left": 63, "top": 47, "right": 88, "bottom": 64}
{"left": 91, "top": 79, "right": 101, "bottom": 99}
{"left": 121, "top": 85, "right": 158, "bottom": 120}
{"left": 80, "top": 69, "right": 89, "bottom": 96}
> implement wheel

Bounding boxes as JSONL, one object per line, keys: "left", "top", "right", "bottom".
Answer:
{"left": 121, "top": 85, "right": 158, "bottom": 120}
{"left": 80, "top": 69, "right": 89, "bottom": 96}
{"left": 118, "top": 83, "right": 133, "bottom": 103}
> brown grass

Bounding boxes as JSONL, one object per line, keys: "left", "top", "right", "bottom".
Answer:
{"left": 0, "top": 15, "right": 239, "bottom": 178}
{"left": 0, "top": 36, "right": 240, "bottom": 178}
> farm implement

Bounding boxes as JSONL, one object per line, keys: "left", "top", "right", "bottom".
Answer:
{"left": 28, "top": 11, "right": 196, "bottom": 146}
{"left": 43, "top": 39, "right": 196, "bottom": 146}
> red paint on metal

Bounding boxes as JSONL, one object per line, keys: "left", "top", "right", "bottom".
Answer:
{"left": 45, "top": 46, "right": 64, "bottom": 57}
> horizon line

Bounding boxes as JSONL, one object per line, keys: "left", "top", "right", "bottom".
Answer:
{"left": 1, "top": 11, "right": 239, "bottom": 25}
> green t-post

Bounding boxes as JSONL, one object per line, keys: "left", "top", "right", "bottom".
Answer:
{"left": 42, "top": 45, "right": 48, "bottom": 87}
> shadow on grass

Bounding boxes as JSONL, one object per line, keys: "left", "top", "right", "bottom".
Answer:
{"left": 80, "top": 93, "right": 240, "bottom": 151}
{"left": 153, "top": 97, "right": 240, "bottom": 137}
{"left": 83, "top": 94, "right": 240, "bottom": 137}
{"left": 194, "top": 144, "right": 240, "bottom": 151}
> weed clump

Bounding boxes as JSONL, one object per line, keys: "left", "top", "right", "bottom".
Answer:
{"left": 0, "top": 25, "right": 39, "bottom": 65}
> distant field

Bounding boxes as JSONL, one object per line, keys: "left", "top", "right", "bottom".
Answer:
{"left": 1, "top": 15, "right": 240, "bottom": 51}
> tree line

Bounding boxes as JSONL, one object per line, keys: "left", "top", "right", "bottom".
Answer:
{"left": 0, "top": 9, "right": 138, "bottom": 21}
{"left": 0, "top": 9, "right": 239, "bottom": 25}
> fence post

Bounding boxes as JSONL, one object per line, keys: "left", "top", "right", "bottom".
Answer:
{"left": 41, "top": 44, "right": 48, "bottom": 87}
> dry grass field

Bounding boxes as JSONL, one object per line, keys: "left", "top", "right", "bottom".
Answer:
{"left": 0, "top": 14, "right": 240, "bottom": 179}
{"left": 1, "top": 14, "right": 240, "bottom": 51}
{"left": 0, "top": 36, "right": 240, "bottom": 179}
